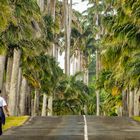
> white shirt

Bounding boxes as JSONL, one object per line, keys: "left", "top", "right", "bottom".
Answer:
{"left": 0, "top": 97, "right": 7, "bottom": 107}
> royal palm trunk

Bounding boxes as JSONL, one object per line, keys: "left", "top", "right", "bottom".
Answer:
{"left": 9, "top": 49, "right": 21, "bottom": 116}
{"left": 47, "top": 0, "right": 56, "bottom": 116}
{"left": 95, "top": 5, "right": 100, "bottom": 115}
{"left": 47, "top": 96, "right": 53, "bottom": 116}
{"left": 33, "top": 88, "right": 40, "bottom": 116}
{"left": 129, "top": 90, "right": 134, "bottom": 117}
{"left": 0, "top": 55, "right": 6, "bottom": 91}
{"left": 41, "top": 94, "right": 47, "bottom": 116}
{"left": 122, "top": 90, "right": 128, "bottom": 116}
{"left": 96, "top": 49, "right": 100, "bottom": 116}
{"left": 37, "top": 0, "right": 44, "bottom": 12}
{"left": 5, "top": 56, "right": 13, "bottom": 102}
{"left": 134, "top": 90, "right": 140, "bottom": 116}
{"left": 16, "top": 68, "right": 22, "bottom": 115}
{"left": 64, "top": 0, "right": 72, "bottom": 75}
{"left": 19, "top": 77, "right": 27, "bottom": 115}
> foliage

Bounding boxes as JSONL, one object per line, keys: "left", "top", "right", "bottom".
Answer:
{"left": 133, "top": 116, "right": 140, "bottom": 122}
{"left": 101, "top": 90, "right": 122, "bottom": 116}
{"left": 0, "top": 0, "right": 13, "bottom": 34}
{"left": 22, "top": 54, "right": 63, "bottom": 94}
{"left": 0, "top": 0, "right": 44, "bottom": 57}
{"left": 100, "top": 0, "right": 140, "bottom": 90}
{"left": 54, "top": 73, "right": 91, "bottom": 115}
{"left": 3, "top": 0, "right": 137, "bottom": 116}
{"left": 93, "top": 0, "right": 140, "bottom": 115}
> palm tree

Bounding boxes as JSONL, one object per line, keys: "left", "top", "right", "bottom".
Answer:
{"left": 7, "top": 0, "right": 42, "bottom": 116}
{"left": 82, "top": 0, "right": 102, "bottom": 115}
{"left": 22, "top": 53, "right": 63, "bottom": 116}
{"left": 46, "top": 0, "right": 57, "bottom": 116}
{"left": 9, "top": 48, "right": 21, "bottom": 115}
{"left": 98, "top": 0, "right": 140, "bottom": 116}
{"left": 63, "top": 0, "right": 72, "bottom": 75}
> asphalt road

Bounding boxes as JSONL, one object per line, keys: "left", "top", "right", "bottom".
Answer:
{"left": 1, "top": 116, "right": 140, "bottom": 140}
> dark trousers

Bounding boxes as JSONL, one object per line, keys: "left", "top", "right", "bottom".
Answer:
{"left": 0, "top": 118, "right": 2, "bottom": 135}
{"left": 0, "top": 107, "right": 5, "bottom": 136}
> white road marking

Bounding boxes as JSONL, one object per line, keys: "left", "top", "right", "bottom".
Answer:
{"left": 83, "top": 115, "right": 88, "bottom": 140}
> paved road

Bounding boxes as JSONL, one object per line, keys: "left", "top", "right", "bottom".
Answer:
{"left": 1, "top": 116, "right": 140, "bottom": 140}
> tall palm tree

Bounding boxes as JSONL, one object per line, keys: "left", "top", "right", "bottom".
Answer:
{"left": 64, "top": 0, "right": 72, "bottom": 75}
{"left": 45, "top": 0, "right": 57, "bottom": 116}
{"left": 99, "top": 0, "right": 140, "bottom": 116}
{"left": 83, "top": 0, "right": 102, "bottom": 115}
{"left": 22, "top": 53, "right": 63, "bottom": 116}
{"left": 7, "top": 0, "right": 42, "bottom": 116}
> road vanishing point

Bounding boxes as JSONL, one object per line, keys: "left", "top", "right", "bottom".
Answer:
{"left": 1, "top": 115, "right": 140, "bottom": 140}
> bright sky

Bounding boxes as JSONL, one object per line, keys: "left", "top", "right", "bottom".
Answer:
{"left": 72, "top": 0, "right": 88, "bottom": 13}
{"left": 59, "top": 0, "right": 89, "bottom": 13}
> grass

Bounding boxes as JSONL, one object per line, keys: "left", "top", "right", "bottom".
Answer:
{"left": 3, "top": 116, "right": 29, "bottom": 131}
{"left": 132, "top": 116, "right": 140, "bottom": 122}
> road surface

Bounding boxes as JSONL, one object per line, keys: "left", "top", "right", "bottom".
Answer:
{"left": 1, "top": 115, "right": 140, "bottom": 140}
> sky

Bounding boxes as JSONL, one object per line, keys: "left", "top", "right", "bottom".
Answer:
{"left": 59, "top": 0, "right": 89, "bottom": 13}
{"left": 72, "top": 0, "right": 88, "bottom": 13}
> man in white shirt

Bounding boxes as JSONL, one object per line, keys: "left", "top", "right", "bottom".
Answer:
{"left": 0, "top": 90, "right": 9, "bottom": 135}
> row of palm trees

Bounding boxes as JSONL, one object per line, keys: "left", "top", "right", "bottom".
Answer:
{"left": 81, "top": 0, "right": 140, "bottom": 117}
{"left": 2, "top": 0, "right": 138, "bottom": 117}
{"left": 0, "top": 0, "right": 95, "bottom": 116}
{"left": 95, "top": 0, "right": 140, "bottom": 116}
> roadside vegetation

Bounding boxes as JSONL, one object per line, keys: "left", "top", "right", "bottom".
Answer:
{"left": 3, "top": 116, "right": 29, "bottom": 131}
{"left": 0, "top": 0, "right": 140, "bottom": 118}
{"left": 132, "top": 117, "right": 140, "bottom": 122}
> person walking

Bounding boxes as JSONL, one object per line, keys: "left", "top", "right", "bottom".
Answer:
{"left": 0, "top": 90, "right": 10, "bottom": 135}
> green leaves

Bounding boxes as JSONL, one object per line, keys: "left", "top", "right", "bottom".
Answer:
{"left": 100, "top": 0, "right": 140, "bottom": 91}
{"left": 54, "top": 73, "right": 90, "bottom": 115}
{"left": 22, "top": 54, "right": 63, "bottom": 92}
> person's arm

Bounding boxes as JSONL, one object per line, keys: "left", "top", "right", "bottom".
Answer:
{"left": 4, "top": 105, "right": 10, "bottom": 116}
{"left": 2, "top": 98, "right": 10, "bottom": 116}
